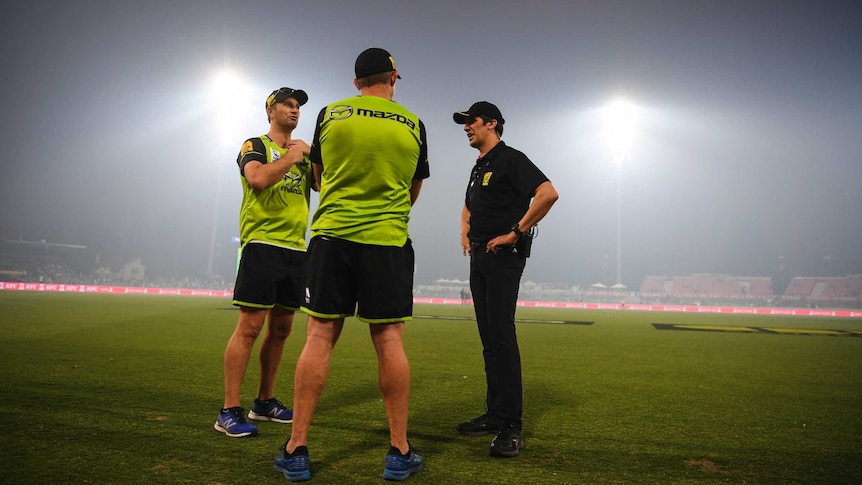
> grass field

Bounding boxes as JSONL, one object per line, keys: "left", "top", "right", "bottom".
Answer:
{"left": 1, "top": 291, "right": 861, "bottom": 484}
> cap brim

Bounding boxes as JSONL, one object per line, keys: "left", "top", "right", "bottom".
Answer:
{"left": 289, "top": 90, "right": 309, "bottom": 106}
{"left": 453, "top": 111, "right": 471, "bottom": 124}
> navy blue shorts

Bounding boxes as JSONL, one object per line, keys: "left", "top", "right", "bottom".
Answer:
{"left": 232, "top": 242, "right": 305, "bottom": 310}
{"left": 301, "top": 236, "right": 414, "bottom": 323}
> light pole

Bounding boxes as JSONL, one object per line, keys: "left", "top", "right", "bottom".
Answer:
{"left": 604, "top": 98, "right": 637, "bottom": 288}
{"left": 207, "top": 68, "right": 249, "bottom": 276}
{"left": 207, "top": 165, "right": 225, "bottom": 276}
{"left": 615, "top": 165, "right": 622, "bottom": 287}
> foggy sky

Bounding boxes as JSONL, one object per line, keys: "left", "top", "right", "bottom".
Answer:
{"left": 1, "top": 0, "right": 860, "bottom": 288}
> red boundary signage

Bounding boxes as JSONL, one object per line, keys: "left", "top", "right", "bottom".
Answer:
{"left": 3, "top": 282, "right": 861, "bottom": 318}
{"left": 0, "top": 281, "right": 231, "bottom": 297}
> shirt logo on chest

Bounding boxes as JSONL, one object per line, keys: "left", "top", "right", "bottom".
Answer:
{"left": 281, "top": 170, "right": 303, "bottom": 194}
{"left": 482, "top": 172, "right": 493, "bottom": 186}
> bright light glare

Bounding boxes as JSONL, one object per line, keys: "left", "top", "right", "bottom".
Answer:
{"left": 603, "top": 98, "right": 638, "bottom": 166}
{"left": 211, "top": 69, "right": 253, "bottom": 147}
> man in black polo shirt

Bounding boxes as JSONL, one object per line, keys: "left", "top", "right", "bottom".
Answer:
{"left": 454, "top": 101, "right": 559, "bottom": 458}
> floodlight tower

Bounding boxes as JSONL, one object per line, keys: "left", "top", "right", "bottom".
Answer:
{"left": 604, "top": 98, "right": 637, "bottom": 288}
{"left": 207, "top": 69, "right": 249, "bottom": 276}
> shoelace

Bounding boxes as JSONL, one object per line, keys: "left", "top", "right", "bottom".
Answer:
{"left": 228, "top": 408, "right": 249, "bottom": 423}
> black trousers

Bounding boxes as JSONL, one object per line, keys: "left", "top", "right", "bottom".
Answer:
{"left": 469, "top": 246, "right": 526, "bottom": 430}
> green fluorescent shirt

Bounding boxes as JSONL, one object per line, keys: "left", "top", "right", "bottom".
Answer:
{"left": 309, "top": 96, "right": 430, "bottom": 246}
{"left": 236, "top": 135, "right": 312, "bottom": 251}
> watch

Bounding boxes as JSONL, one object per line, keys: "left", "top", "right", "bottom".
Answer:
{"left": 510, "top": 223, "right": 524, "bottom": 239}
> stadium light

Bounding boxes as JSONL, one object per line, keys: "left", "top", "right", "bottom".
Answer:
{"left": 605, "top": 98, "right": 637, "bottom": 168}
{"left": 603, "top": 97, "right": 638, "bottom": 288}
{"left": 207, "top": 68, "right": 251, "bottom": 276}
{"left": 211, "top": 69, "right": 254, "bottom": 147}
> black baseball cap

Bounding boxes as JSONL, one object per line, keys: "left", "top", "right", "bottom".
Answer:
{"left": 266, "top": 87, "right": 308, "bottom": 108}
{"left": 453, "top": 101, "right": 505, "bottom": 125}
{"left": 355, "top": 47, "right": 401, "bottom": 79}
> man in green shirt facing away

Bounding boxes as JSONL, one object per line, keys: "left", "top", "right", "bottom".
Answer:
{"left": 274, "top": 48, "right": 429, "bottom": 482}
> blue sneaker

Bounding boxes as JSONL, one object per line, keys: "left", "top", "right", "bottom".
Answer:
{"left": 214, "top": 407, "right": 258, "bottom": 438}
{"left": 383, "top": 446, "right": 423, "bottom": 481}
{"left": 248, "top": 398, "right": 293, "bottom": 423}
{"left": 274, "top": 445, "right": 311, "bottom": 482}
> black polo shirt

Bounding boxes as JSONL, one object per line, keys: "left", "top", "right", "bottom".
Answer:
{"left": 464, "top": 141, "right": 550, "bottom": 243}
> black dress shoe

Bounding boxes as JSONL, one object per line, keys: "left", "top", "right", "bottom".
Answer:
{"left": 457, "top": 414, "right": 501, "bottom": 436}
{"left": 489, "top": 425, "right": 525, "bottom": 457}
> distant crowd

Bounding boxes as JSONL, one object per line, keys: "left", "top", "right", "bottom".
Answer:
{"left": 0, "top": 254, "right": 231, "bottom": 291}
{"left": 0, "top": 254, "right": 86, "bottom": 285}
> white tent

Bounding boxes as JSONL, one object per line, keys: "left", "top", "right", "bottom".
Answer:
{"left": 434, "top": 278, "right": 469, "bottom": 285}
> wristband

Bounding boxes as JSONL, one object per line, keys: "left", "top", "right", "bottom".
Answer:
{"left": 510, "top": 223, "right": 524, "bottom": 239}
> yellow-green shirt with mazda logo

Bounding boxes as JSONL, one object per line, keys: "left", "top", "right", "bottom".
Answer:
{"left": 236, "top": 135, "right": 312, "bottom": 251}
{"left": 308, "top": 95, "right": 430, "bottom": 246}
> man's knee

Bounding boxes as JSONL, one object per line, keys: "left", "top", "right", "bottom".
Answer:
{"left": 267, "top": 309, "right": 295, "bottom": 339}
{"left": 236, "top": 308, "right": 268, "bottom": 338}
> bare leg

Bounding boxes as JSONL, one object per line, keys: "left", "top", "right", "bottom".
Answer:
{"left": 370, "top": 322, "right": 411, "bottom": 454}
{"left": 257, "top": 306, "right": 294, "bottom": 400}
{"left": 286, "top": 316, "right": 343, "bottom": 452}
{"left": 223, "top": 307, "right": 267, "bottom": 408}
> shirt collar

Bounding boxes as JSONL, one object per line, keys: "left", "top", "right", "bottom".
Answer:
{"left": 476, "top": 140, "right": 507, "bottom": 165}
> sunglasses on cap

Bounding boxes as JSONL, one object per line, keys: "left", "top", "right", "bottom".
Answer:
{"left": 266, "top": 87, "right": 307, "bottom": 107}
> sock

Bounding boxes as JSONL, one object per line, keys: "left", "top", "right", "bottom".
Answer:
{"left": 388, "top": 445, "right": 410, "bottom": 458}
{"left": 286, "top": 445, "right": 308, "bottom": 457}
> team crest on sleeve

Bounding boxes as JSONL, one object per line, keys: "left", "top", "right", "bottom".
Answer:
{"left": 240, "top": 140, "right": 254, "bottom": 157}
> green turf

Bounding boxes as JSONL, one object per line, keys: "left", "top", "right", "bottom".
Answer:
{"left": 1, "top": 292, "right": 860, "bottom": 484}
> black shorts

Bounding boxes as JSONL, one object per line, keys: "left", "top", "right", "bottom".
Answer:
{"left": 232, "top": 242, "right": 305, "bottom": 310}
{"left": 301, "top": 236, "right": 414, "bottom": 323}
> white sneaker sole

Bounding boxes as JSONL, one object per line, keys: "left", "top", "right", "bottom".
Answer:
{"left": 247, "top": 411, "right": 293, "bottom": 424}
{"left": 213, "top": 421, "right": 257, "bottom": 437}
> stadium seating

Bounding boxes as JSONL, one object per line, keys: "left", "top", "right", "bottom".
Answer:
{"left": 638, "top": 275, "right": 774, "bottom": 299}
{"left": 784, "top": 276, "right": 862, "bottom": 301}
